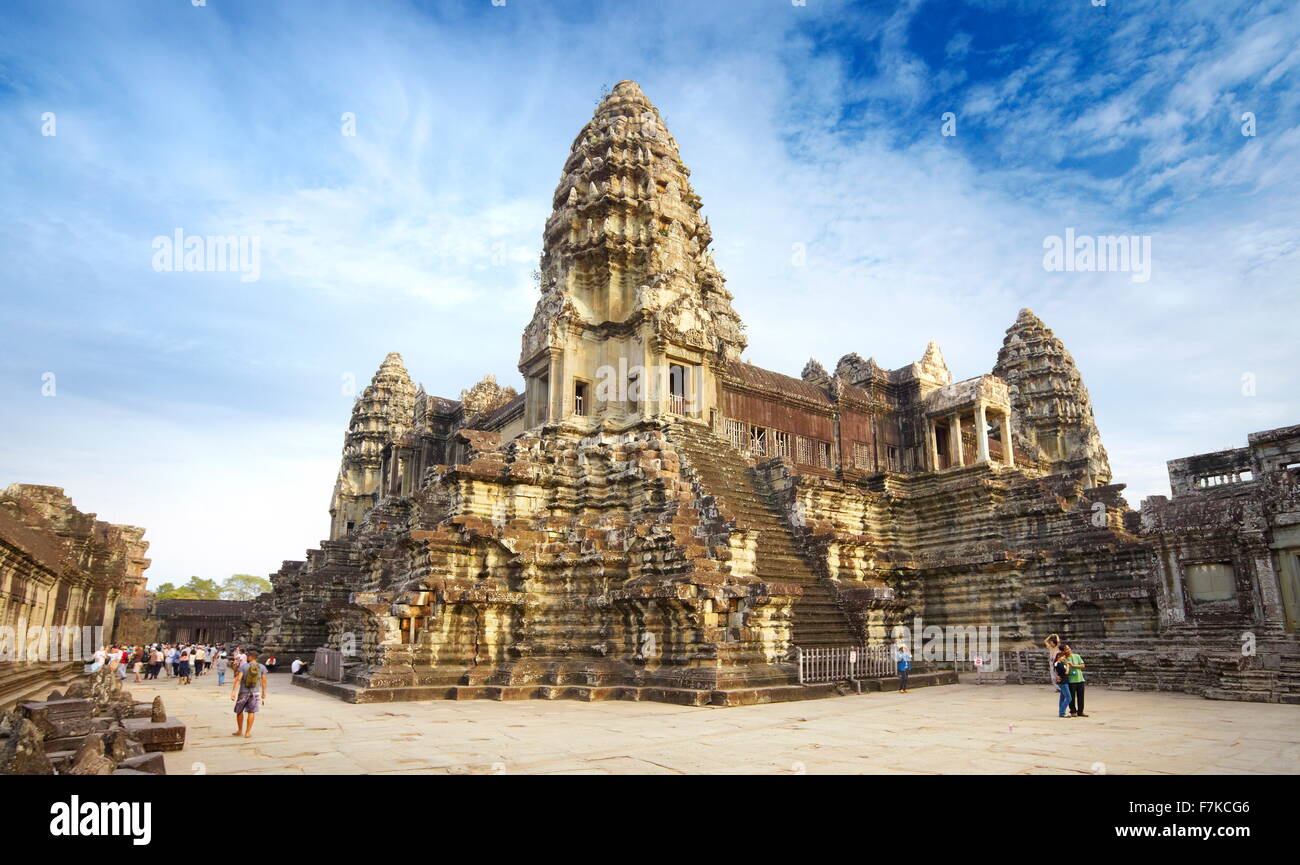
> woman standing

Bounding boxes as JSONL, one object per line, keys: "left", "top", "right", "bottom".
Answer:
{"left": 1053, "top": 649, "right": 1073, "bottom": 718}
{"left": 214, "top": 651, "right": 228, "bottom": 686}
{"left": 177, "top": 650, "right": 192, "bottom": 685}
{"left": 896, "top": 642, "right": 912, "bottom": 694}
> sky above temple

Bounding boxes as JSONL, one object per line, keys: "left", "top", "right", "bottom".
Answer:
{"left": 2, "top": 0, "right": 1297, "bottom": 585}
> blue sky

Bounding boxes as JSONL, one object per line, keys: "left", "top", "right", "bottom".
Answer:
{"left": 2, "top": 0, "right": 1297, "bottom": 586}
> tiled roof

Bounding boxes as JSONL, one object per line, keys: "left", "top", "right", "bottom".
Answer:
{"left": 723, "top": 362, "right": 832, "bottom": 405}
{"left": 153, "top": 599, "right": 253, "bottom": 618}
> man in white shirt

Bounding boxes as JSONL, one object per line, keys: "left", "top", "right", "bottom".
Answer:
{"left": 290, "top": 658, "right": 305, "bottom": 675}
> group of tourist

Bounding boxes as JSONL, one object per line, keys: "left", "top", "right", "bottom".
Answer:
{"left": 1047, "top": 634, "right": 1088, "bottom": 718}
{"left": 891, "top": 634, "right": 1090, "bottom": 718}
{"left": 89, "top": 643, "right": 288, "bottom": 685}
{"left": 91, "top": 643, "right": 225, "bottom": 684}
{"left": 85, "top": 642, "right": 317, "bottom": 740}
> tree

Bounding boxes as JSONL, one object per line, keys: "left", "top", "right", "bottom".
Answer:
{"left": 184, "top": 577, "right": 223, "bottom": 599}
{"left": 153, "top": 577, "right": 221, "bottom": 600}
{"left": 152, "top": 582, "right": 193, "bottom": 600}
{"left": 222, "top": 574, "right": 271, "bottom": 600}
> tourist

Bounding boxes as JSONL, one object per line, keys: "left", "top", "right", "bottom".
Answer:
{"left": 895, "top": 642, "right": 912, "bottom": 694}
{"left": 177, "top": 650, "right": 192, "bottom": 685}
{"left": 131, "top": 647, "right": 145, "bottom": 683}
{"left": 169, "top": 644, "right": 181, "bottom": 677}
{"left": 194, "top": 645, "right": 206, "bottom": 677}
{"left": 1063, "top": 643, "right": 1088, "bottom": 717}
{"left": 265, "top": 654, "right": 277, "bottom": 674}
{"left": 231, "top": 649, "right": 269, "bottom": 738}
{"left": 1043, "top": 633, "right": 1061, "bottom": 685}
{"left": 290, "top": 657, "right": 306, "bottom": 676}
{"left": 214, "top": 650, "right": 229, "bottom": 686}
{"left": 1053, "top": 649, "right": 1073, "bottom": 718}
{"left": 90, "top": 646, "right": 107, "bottom": 673}
{"left": 149, "top": 645, "right": 164, "bottom": 680}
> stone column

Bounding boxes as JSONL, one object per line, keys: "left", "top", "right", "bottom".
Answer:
{"left": 949, "top": 413, "right": 963, "bottom": 468}
{"left": 976, "top": 402, "right": 990, "bottom": 463}
{"left": 928, "top": 419, "right": 941, "bottom": 471}
{"left": 1000, "top": 411, "right": 1015, "bottom": 467}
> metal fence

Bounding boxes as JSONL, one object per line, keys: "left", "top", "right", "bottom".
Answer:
{"left": 797, "top": 646, "right": 1102, "bottom": 687}
{"left": 312, "top": 648, "right": 343, "bottom": 682}
{"left": 796, "top": 645, "right": 898, "bottom": 684}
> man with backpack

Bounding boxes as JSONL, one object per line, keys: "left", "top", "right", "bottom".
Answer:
{"left": 230, "top": 649, "right": 269, "bottom": 738}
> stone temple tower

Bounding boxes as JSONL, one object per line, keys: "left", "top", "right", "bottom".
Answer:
{"left": 994, "top": 309, "right": 1112, "bottom": 486}
{"left": 518, "top": 80, "right": 747, "bottom": 430}
{"left": 328, "top": 352, "right": 417, "bottom": 539}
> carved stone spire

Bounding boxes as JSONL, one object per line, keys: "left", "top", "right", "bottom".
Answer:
{"left": 459, "top": 373, "right": 519, "bottom": 419}
{"left": 328, "top": 352, "right": 418, "bottom": 539}
{"left": 520, "top": 80, "right": 747, "bottom": 370}
{"left": 994, "top": 309, "right": 1112, "bottom": 485}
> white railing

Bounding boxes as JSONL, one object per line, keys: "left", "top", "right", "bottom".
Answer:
{"left": 796, "top": 645, "right": 897, "bottom": 684}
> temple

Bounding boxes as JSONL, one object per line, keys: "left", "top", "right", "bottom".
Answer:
{"left": 243, "top": 81, "right": 1300, "bottom": 706}
{"left": 0, "top": 485, "right": 150, "bottom": 709}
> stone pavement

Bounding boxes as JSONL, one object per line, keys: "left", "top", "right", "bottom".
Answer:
{"left": 121, "top": 672, "right": 1300, "bottom": 775}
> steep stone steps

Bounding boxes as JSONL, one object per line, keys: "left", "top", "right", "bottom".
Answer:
{"left": 667, "top": 421, "right": 857, "bottom": 649}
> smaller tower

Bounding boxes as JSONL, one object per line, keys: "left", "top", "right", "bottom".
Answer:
{"left": 328, "top": 353, "right": 417, "bottom": 539}
{"left": 994, "top": 309, "right": 1111, "bottom": 486}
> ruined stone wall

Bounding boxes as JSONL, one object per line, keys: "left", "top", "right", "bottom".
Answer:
{"left": 295, "top": 421, "right": 801, "bottom": 702}
{"left": 0, "top": 485, "right": 150, "bottom": 706}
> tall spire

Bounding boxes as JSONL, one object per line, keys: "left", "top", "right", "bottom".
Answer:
{"left": 328, "top": 352, "right": 418, "bottom": 539}
{"left": 520, "top": 80, "right": 746, "bottom": 371}
{"left": 994, "top": 309, "right": 1111, "bottom": 486}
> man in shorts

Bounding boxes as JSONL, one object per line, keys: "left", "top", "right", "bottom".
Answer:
{"left": 230, "top": 649, "right": 269, "bottom": 738}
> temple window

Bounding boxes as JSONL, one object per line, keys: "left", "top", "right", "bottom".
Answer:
{"left": 573, "top": 380, "right": 588, "bottom": 416}
{"left": 724, "top": 418, "right": 746, "bottom": 451}
{"left": 796, "top": 435, "right": 812, "bottom": 464}
{"left": 852, "top": 441, "right": 871, "bottom": 470}
{"left": 1184, "top": 562, "right": 1237, "bottom": 602}
{"left": 772, "top": 430, "right": 792, "bottom": 458}
{"left": 668, "top": 363, "right": 689, "bottom": 415}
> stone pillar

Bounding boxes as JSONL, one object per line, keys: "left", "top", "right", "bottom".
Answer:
{"left": 546, "top": 352, "right": 561, "bottom": 422}
{"left": 948, "top": 413, "right": 963, "bottom": 468}
{"left": 927, "top": 419, "right": 941, "bottom": 471}
{"left": 1000, "top": 411, "right": 1015, "bottom": 467}
{"left": 976, "top": 402, "right": 990, "bottom": 464}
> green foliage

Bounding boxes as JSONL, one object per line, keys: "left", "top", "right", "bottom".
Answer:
{"left": 153, "top": 576, "right": 221, "bottom": 600}
{"left": 153, "top": 574, "right": 270, "bottom": 601}
{"left": 221, "top": 573, "right": 272, "bottom": 600}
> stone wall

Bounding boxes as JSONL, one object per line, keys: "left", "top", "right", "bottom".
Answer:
{"left": 0, "top": 485, "right": 150, "bottom": 707}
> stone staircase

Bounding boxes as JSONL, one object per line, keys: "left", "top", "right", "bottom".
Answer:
{"left": 668, "top": 421, "right": 858, "bottom": 649}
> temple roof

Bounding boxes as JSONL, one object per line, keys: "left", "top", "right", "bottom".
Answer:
{"left": 724, "top": 361, "right": 833, "bottom": 405}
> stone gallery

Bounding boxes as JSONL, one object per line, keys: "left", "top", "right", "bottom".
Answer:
{"left": 241, "top": 82, "right": 1300, "bottom": 707}
{"left": 0, "top": 485, "right": 151, "bottom": 709}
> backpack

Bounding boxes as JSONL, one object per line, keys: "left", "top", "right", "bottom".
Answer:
{"left": 241, "top": 663, "right": 263, "bottom": 689}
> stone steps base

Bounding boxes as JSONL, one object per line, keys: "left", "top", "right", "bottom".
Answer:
{"left": 292, "top": 670, "right": 958, "bottom": 707}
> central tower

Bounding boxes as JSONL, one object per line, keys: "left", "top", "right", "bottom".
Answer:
{"left": 519, "top": 80, "right": 746, "bottom": 429}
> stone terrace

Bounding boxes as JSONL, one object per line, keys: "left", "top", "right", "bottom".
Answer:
{"left": 122, "top": 674, "right": 1299, "bottom": 775}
